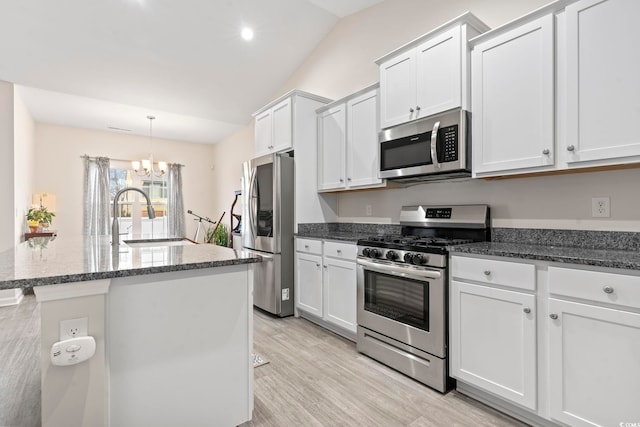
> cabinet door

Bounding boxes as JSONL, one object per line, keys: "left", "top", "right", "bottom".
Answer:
{"left": 450, "top": 280, "right": 537, "bottom": 410}
{"left": 564, "top": 0, "right": 640, "bottom": 164}
{"left": 472, "top": 15, "right": 555, "bottom": 175}
{"left": 416, "top": 26, "right": 462, "bottom": 119}
{"left": 347, "top": 89, "right": 383, "bottom": 189}
{"left": 295, "top": 252, "right": 323, "bottom": 317}
{"left": 549, "top": 298, "right": 640, "bottom": 427}
{"left": 323, "top": 258, "right": 357, "bottom": 333}
{"left": 317, "top": 104, "right": 346, "bottom": 191}
{"left": 379, "top": 50, "right": 417, "bottom": 129}
{"left": 254, "top": 109, "right": 272, "bottom": 157}
{"left": 271, "top": 98, "right": 293, "bottom": 153}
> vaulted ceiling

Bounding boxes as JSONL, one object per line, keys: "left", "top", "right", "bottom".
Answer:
{"left": 0, "top": 0, "right": 382, "bottom": 143}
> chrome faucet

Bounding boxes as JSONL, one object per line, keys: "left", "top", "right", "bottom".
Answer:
{"left": 111, "top": 187, "right": 156, "bottom": 245}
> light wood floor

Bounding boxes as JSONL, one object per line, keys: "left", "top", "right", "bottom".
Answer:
{"left": 0, "top": 296, "right": 526, "bottom": 427}
{"left": 244, "top": 309, "right": 526, "bottom": 427}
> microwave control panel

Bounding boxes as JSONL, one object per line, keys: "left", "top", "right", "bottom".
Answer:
{"left": 441, "top": 125, "right": 458, "bottom": 162}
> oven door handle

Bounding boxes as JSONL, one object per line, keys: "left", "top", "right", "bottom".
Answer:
{"left": 357, "top": 258, "right": 442, "bottom": 281}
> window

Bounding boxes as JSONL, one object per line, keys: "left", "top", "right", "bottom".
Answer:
{"left": 109, "top": 162, "right": 168, "bottom": 237}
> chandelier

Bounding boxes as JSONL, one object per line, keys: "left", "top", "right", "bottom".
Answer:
{"left": 132, "top": 115, "right": 167, "bottom": 177}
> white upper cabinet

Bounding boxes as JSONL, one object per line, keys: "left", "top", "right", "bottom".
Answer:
{"left": 472, "top": 14, "right": 555, "bottom": 176}
{"left": 317, "top": 85, "right": 384, "bottom": 192}
{"left": 318, "top": 104, "right": 346, "bottom": 190}
{"left": 563, "top": 0, "right": 640, "bottom": 165}
{"left": 253, "top": 91, "right": 330, "bottom": 158}
{"left": 377, "top": 13, "right": 489, "bottom": 130}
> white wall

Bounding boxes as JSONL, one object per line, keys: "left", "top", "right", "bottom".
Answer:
{"left": 214, "top": 0, "right": 640, "bottom": 232}
{"left": 13, "top": 88, "right": 36, "bottom": 242}
{"left": 34, "top": 123, "right": 216, "bottom": 240}
{"left": 0, "top": 81, "right": 16, "bottom": 252}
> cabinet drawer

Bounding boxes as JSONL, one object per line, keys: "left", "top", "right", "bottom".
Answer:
{"left": 323, "top": 241, "right": 357, "bottom": 261}
{"left": 296, "top": 238, "right": 322, "bottom": 255}
{"left": 549, "top": 267, "right": 640, "bottom": 310}
{"left": 451, "top": 256, "right": 536, "bottom": 291}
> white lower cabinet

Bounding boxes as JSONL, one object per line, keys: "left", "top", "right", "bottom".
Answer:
{"left": 295, "top": 252, "right": 323, "bottom": 317}
{"left": 450, "top": 280, "right": 537, "bottom": 410}
{"left": 294, "top": 238, "right": 357, "bottom": 339}
{"left": 451, "top": 254, "right": 640, "bottom": 426}
{"left": 548, "top": 267, "right": 640, "bottom": 427}
{"left": 323, "top": 257, "right": 357, "bottom": 332}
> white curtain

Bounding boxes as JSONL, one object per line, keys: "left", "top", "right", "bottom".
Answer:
{"left": 167, "top": 163, "right": 185, "bottom": 237}
{"left": 83, "top": 156, "right": 111, "bottom": 235}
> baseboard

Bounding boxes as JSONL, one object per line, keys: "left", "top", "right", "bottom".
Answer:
{"left": 0, "top": 288, "right": 24, "bottom": 307}
{"left": 456, "top": 382, "right": 560, "bottom": 427}
{"left": 298, "top": 311, "right": 357, "bottom": 342}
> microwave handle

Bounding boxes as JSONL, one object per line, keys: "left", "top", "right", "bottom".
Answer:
{"left": 430, "top": 120, "right": 441, "bottom": 169}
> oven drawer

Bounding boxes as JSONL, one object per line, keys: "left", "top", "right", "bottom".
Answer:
{"left": 296, "top": 238, "right": 322, "bottom": 255}
{"left": 451, "top": 255, "right": 536, "bottom": 291}
{"left": 549, "top": 266, "right": 640, "bottom": 310}
{"left": 323, "top": 241, "right": 356, "bottom": 260}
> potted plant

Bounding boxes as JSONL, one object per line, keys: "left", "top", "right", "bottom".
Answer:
{"left": 26, "top": 206, "right": 55, "bottom": 233}
{"left": 205, "top": 224, "right": 229, "bottom": 247}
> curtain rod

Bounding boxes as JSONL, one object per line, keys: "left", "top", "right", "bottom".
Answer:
{"left": 80, "top": 155, "right": 185, "bottom": 167}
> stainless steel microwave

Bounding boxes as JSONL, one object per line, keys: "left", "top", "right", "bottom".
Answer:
{"left": 378, "top": 108, "right": 470, "bottom": 182}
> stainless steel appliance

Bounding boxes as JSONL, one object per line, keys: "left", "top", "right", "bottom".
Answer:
{"left": 378, "top": 108, "right": 470, "bottom": 182}
{"left": 242, "top": 153, "right": 294, "bottom": 317}
{"left": 356, "top": 204, "right": 490, "bottom": 392}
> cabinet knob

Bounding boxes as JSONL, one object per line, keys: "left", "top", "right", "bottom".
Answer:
{"left": 416, "top": 106, "right": 421, "bottom": 111}
{"left": 523, "top": 307, "right": 531, "bottom": 314}
{"left": 316, "top": 263, "right": 320, "bottom": 268}
{"left": 549, "top": 313, "right": 558, "bottom": 320}
{"left": 304, "top": 245, "right": 309, "bottom": 249}
{"left": 337, "top": 249, "right": 342, "bottom": 253}
{"left": 567, "top": 145, "right": 575, "bottom": 152}
{"left": 347, "top": 177, "right": 351, "bottom": 181}
{"left": 339, "top": 178, "right": 344, "bottom": 183}
{"left": 409, "top": 108, "right": 414, "bottom": 113}
{"left": 323, "top": 265, "right": 328, "bottom": 269}
{"left": 603, "top": 286, "right": 614, "bottom": 294}
{"left": 483, "top": 270, "right": 491, "bottom": 276}
{"left": 542, "top": 148, "right": 550, "bottom": 155}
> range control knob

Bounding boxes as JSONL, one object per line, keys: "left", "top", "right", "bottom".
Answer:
{"left": 412, "top": 254, "right": 427, "bottom": 265}
{"left": 386, "top": 250, "right": 399, "bottom": 261}
{"left": 403, "top": 253, "right": 414, "bottom": 264}
{"left": 369, "top": 248, "right": 381, "bottom": 258}
{"left": 362, "top": 248, "right": 371, "bottom": 257}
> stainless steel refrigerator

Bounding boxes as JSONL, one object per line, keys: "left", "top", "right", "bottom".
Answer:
{"left": 241, "top": 153, "right": 294, "bottom": 317}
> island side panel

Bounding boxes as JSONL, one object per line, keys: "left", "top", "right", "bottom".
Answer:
{"left": 107, "top": 265, "right": 252, "bottom": 427}
{"left": 39, "top": 293, "right": 108, "bottom": 427}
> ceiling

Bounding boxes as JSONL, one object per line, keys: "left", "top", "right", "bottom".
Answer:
{"left": 0, "top": 0, "right": 382, "bottom": 144}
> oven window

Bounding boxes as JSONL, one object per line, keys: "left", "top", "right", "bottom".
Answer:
{"left": 364, "top": 270, "right": 429, "bottom": 331}
{"left": 380, "top": 131, "right": 432, "bottom": 171}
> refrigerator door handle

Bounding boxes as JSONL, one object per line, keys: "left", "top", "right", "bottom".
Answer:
{"left": 248, "top": 167, "right": 258, "bottom": 240}
{"left": 242, "top": 248, "right": 274, "bottom": 259}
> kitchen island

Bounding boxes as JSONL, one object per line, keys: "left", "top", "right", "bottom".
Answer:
{"left": 0, "top": 235, "right": 260, "bottom": 427}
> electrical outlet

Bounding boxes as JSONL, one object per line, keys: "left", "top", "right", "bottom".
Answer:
{"left": 282, "top": 288, "right": 290, "bottom": 301}
{"left": 59, "top": 317, "right": 88, "bottom": 341}
{"left": 591, "top": 197, "right": 610, "bottom": 218}
{"left": 366, "top": 205, "right": 372, "bottom": 216}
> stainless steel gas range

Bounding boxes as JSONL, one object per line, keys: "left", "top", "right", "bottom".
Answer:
{"left": 356, "top": 204, "right": 490, "bottom": 392}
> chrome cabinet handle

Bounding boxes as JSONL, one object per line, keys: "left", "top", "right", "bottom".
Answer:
{"left": 567, "top": 145, "right": 575, "bottom": 152}
{"left": 409, "top": 107, "right": 414, "bottom": 113}
{"left": 542, "top": 148, "right": 550, "bottom": 155}
{"left": 549, "top": 313, "right": 558, "bottom": 320}
{"left": 603, "top": 286, "right": 614, "bottom": 294}
{"left": 430, "top": 120, "right": 441, "bottom": 170}
{"left": 523, "top": 307, "right": 531, "bottom": 314}
{"left": 483, "top": 270, "right": 491, "bottom": 276}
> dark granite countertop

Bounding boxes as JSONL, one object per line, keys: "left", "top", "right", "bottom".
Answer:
{"left": 449, "top": 242, "right": 640, "bottom": 270}
{"left": 0, "top": 235, "right": 261, "bottom": 291}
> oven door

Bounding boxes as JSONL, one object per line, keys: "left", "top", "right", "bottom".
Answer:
{"left": 356, "top": 258, "right": 446, "bottom": 358}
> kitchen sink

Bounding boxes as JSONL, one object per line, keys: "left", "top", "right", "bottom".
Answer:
{"left": 123, "top": 237, "right": 196, "bottom": 248}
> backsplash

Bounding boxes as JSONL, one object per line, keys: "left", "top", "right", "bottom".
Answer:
{"left": 297, "top": 223, "right": 401, "bottom": 236}
{"left": 492, "top": 228, "right": 640, "bottom": 251}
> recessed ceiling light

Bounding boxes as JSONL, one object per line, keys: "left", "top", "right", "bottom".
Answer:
{"left": 241, "top": 27, "right": 254, "bottom": 41}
